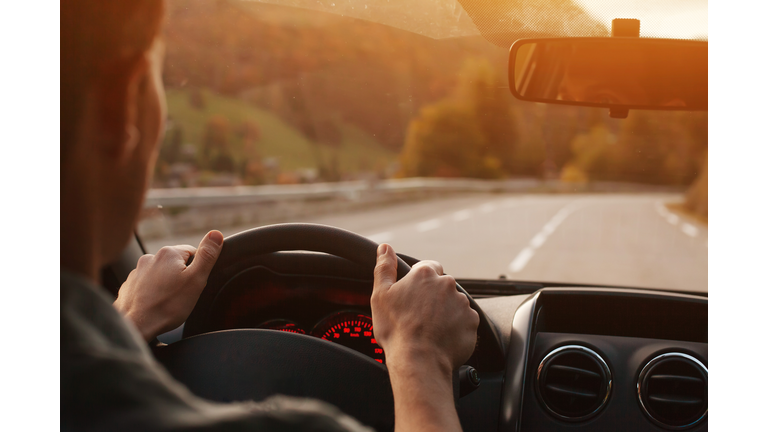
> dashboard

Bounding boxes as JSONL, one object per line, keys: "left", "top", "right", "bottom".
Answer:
{"left": 203, "top": 265, "right": 387, "bottom": 363}
{"left": 166, "top": 252, "right": 708, "bottom": 432}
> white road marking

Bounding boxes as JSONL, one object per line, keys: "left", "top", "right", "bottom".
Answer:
{"left": 480, "top": 203, "right": 496, "bottom": 213}
{"left": 366, "top": 232, "right": 393, "bottom": 243}
{"left": 681, "top": 223, "right": 699, "bottom": 237}
{"left": 509, "top": 247, "right": 535, "bottom": 273}
{"left": 655, "top": 200, "right": 705, "bottom": 241}
{"left": 417, "top": 218, "right": 442, "bottom": 232}
{"left": 655, "top": 200, "right": 670, "bottom": 217}
{"left": 530, "top": 232, "right": 547, "bottom": 248}
{"left": 453, "top": 209, "right": 472, "bottom": 221}
{"left": 509, "top": 204, "right": 579, "bottom": 273}
{"left": 667, "top": 214, "right": 679, "bottom": 225}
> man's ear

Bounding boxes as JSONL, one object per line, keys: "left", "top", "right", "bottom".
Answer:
{"left": 93, "top": 52, "right": 150, "bottom": 162}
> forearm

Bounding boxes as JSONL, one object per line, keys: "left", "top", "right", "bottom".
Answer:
{"left": 387, "top": 350, "right": 462, "bottom": 432}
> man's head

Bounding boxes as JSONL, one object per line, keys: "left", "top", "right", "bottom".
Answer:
{"left": 62, "top": 1, "right": 166, "bottom": 278}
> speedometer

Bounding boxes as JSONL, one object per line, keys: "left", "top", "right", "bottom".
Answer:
{"left": 257, "top": 319, "right": 306, "bottom": 334}
{"left": 312, "top": 312, "right": 385, "bottom": 364}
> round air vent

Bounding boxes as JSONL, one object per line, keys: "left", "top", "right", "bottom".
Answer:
{"left": 536, "top": 345, "right": 612, "bottom": 421}
{"left": 638, "top": 352, "right": 707, "bottom": 430}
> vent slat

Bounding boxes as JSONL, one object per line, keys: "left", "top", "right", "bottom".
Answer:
{"left": 545, "top": 384, "right": 599, "bottom": 398}
{"left": 649, "top": 374, "right": 703, "bottom": 384}
{"left": 548, "top": 364, "right": 601, "bottom": 379}
{"left": 648, "top": 394, "right": 703, "bottom": 405}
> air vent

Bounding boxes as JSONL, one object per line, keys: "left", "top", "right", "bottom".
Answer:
{"left": 638, "top": 353, "right": 708, "bottom": 429}
{"left": 536, "top": 345, "right": 612, "bottom": 421}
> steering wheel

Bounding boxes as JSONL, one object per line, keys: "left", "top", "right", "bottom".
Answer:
{"left": 153, "top": 224, "right": 503, "bottom": 432}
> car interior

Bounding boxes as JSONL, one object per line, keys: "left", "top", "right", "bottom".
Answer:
{"left": 100, "top": 1, "right": 708, "bottom": 431}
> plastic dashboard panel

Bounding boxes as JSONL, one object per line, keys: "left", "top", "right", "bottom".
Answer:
{"left": 500, "top": 288, "right": 708, "bottom": 432}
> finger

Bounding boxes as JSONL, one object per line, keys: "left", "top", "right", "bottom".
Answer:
{"left": 373, "top": 244, "right": 397, "bottom": 292}
{"left": 187, "top": 230, "right": 224, "bottom": 279}
{"left": 412, "top": 260, "right": 443, "bottom": 276}
{"left": 170, "top": 245, "right": 197, "bottom": 264}
{"left": 171, "top": 244, "right": 197, "bottom": 254}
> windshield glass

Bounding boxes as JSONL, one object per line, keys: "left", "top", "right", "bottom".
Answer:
{"left": 138, "top": 0, "right": 708, "bottom": 293}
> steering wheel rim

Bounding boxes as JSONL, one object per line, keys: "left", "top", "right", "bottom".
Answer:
{"left": 156, "top": 223, "right": 504, "bottom": 431}
{"left": 185, "top": 223, "right": 410, "bottom": 336}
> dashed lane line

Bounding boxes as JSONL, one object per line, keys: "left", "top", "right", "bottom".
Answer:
{"left": 681, "top": 223, "right": 699, "bottom": 237}
{"left": 453, "top": 209, "right": 472, "bottom": 221}
{"left": 655, "top": 200, "right": 700, "bottom": 238}
{"left": 372, "top": 198, "right": 534, "bottom": 242}
{"left": 509, "top": 247, "right": 535, "bottom": 273}
{"left": 479, "top": 203, "right": 496, "bottom": 213}
{"left": 416, "top": 218, "right": 442, "bottom": 232}
{"left": 509, "top": 204, "right": 580, "bottom": 273}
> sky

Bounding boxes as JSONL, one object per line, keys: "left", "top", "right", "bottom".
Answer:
{"left": 577, "top": 0, "right": 708, "bottom": 39}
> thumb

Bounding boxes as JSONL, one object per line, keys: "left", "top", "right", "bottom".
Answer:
{"left": 373, "top": 243, "right": 397, "bottom": 292}
{"left": 188, "top": 230, "right": 224, "bottom": 279}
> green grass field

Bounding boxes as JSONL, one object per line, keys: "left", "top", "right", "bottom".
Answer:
{"left": 164, "top": 88, "right": 396, "bottom": 174}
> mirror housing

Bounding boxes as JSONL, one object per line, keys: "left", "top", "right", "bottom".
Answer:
{"left": 508, "top": 38, "right": 707, "bottom": 116}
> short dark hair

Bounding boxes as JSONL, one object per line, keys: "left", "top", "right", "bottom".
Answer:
{"left": 61, "top": 0, "right": 165, "bottom": 163}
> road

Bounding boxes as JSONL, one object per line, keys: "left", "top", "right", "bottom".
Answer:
{"left": 144, "top": 193, "right": 708, "bottom": 293}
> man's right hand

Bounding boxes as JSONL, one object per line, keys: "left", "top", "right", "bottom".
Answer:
{"left": 371, "top": 243, "right": 479, "bottom": 432}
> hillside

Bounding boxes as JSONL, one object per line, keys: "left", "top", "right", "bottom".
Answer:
{"left": 162, "top": 88, "right": 396, "bottom": 181}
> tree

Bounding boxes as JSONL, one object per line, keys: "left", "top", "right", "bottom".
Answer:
{"left": 202, "top": 115, "right": 235, "bottom": 172}
{"left": 455, "top": 59, "right": 518, "bottom": 172}
{"left": 236, "top": 120, "right": 261, "bottom": 154}
{"left": 160, "top": 124, "right": 183, "bottom": 165}
{"left": 398, "top": 58, "right": 517, "bottom": 179}
{"left": 560, "top": 122, "right": 618, "bottom": 183}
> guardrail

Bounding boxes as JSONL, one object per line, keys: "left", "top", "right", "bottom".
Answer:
{"left": 144, "top": 177, "right": 683, "bottom": 209}
{"left": 143, "top": 178, "right": 558, "bottom": 209}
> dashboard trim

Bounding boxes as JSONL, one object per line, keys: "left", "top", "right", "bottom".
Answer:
{"left": 500, "top": 290, "right": 540, "bottom": 432}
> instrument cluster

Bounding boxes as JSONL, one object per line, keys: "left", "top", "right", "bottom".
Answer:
{"left": 259, "top": 311, "right": 385, "bottom": 364}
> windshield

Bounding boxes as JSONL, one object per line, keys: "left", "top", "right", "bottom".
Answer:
{"left": 138, "top": 0, "right": 708, "bottom": 293}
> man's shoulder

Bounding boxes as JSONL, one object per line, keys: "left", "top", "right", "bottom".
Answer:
{"left": 61, "top": 270, "right": 147, "bottom": 355}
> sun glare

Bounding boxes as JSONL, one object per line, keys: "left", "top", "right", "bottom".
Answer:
{"left": 577, "top": 0, "right": 708, "bottom": 39}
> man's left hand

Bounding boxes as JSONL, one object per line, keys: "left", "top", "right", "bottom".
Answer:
{"left": 113, "top": 230, "right": 224, "bottom": 341}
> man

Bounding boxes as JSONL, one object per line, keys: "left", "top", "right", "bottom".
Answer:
{"left": 61, "top": 1, "right": 479, "bottom": 431}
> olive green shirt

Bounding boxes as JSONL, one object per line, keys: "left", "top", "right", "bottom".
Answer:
{"left": 61, "top": 271, "right": 372, "bottom": 432}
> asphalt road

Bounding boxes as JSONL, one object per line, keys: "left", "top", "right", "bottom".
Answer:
{"left": 143, "top": 193, "right": 707, "bottom": 293}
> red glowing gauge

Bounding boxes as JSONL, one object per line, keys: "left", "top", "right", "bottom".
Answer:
{"left": 312, "top": 312, "right": 385, "bottom": 364}
{"left": 256, "top": 319, "right": 306, "bottom": 335}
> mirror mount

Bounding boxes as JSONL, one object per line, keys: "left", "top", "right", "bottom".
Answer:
{"left": 609, "top": 19, "right": 640, "bottom": 118}
{"left": 611, "top": 18, "right": 640, "bottom": 38}
{"left": 609, "top": 107, "right": 629, "bottom": 119}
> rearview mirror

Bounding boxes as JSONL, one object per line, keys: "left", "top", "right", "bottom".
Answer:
{"left": 508, "top": 38, "right": 707, "bottom": 114}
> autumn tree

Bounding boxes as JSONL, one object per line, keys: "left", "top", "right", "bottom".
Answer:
{"left": 400, "top": 101, "right": 501, "bottom": 178}
{"left": 202, "top": 115, "right": 235, "bottom": 173}
{"left": 455, "top": 59, "right": 518, "bottom": 171}
{"left": 399, "top": 58, "right": 517, "bottom": 179}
